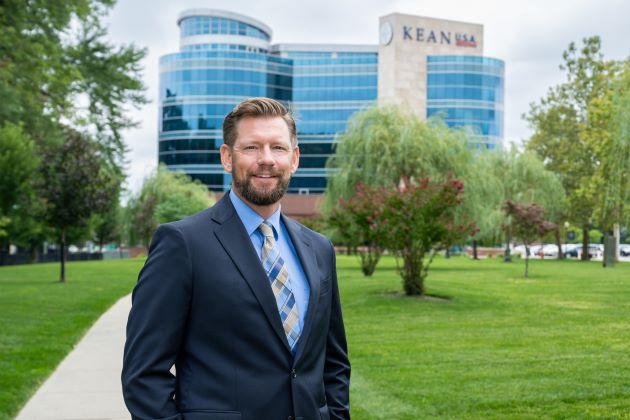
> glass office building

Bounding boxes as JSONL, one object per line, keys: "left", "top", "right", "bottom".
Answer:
{"left": 271, "top": 45, "right": 377, "bottom": 193}
{"left": 158, "top": 11, "right": 292, "bottom": 190}
{"left": 159, "top": 10, "right": 504, "bottom": 192}
{"left": 427, "top": 56, "right": 504, "bottom": 149}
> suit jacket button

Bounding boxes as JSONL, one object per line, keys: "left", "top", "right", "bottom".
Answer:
{"left": 291, "top": 369, "right": 297, "bottom": 378}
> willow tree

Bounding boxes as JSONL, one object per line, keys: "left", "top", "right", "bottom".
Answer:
{"left": 465, "top": 151, "right": 505, "bottom": 259}
{"left": 483, "top": 147, "right": 566, "bottom": 261}
{"left": 325, "top": 106, "right": 474, "bottom": 208}
{"left": 589, "top": 59, "right": 630, "bottom": 266}
{"left": 324, "top": 105, "right": 498, "bottom": 280}
{"left": 325, "top": 105, "right": 483, "bottom": 222}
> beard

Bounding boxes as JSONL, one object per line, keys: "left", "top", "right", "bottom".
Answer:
{"left": 232, "top": 165, "right": 291, "bottom": 206}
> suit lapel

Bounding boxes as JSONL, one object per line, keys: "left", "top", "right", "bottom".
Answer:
{"left": 212, "top": 195, "right": 292, "bottom": 354}
{"left": 282, "top": 215, "right": 321, "bottom": 363}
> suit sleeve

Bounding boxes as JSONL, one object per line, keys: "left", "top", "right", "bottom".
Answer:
{"left": 323, "top": 241, "right": 351, "bottom": 419}
{"left": 122, "top": 223, "right": 192, "bottom": 420}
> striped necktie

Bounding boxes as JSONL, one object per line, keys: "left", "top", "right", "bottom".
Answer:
{"left": 259, "top": 221, "right": 301, "bottom": 351}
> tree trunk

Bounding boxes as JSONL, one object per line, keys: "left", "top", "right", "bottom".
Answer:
{"left": 581, "top": 224, "right": 590, "bottom": 261}
{"left": 60, "top": 228, "right": 66, "bottom": 283}
{"left": 603, "top": 230, "right": 615, "bottom": 268}
{"left": 29, "top": 243, "right": 39, "bottom": 264}
{"left": 472, "top": 240, "right": 478, "bottom": 260}
{"left": 445, "top": 247, "right": 451, "bottom": 259}
{"left": 359, "top": 246, "right": 381, "bottom": 276}
{"left": 613, "top": 224, "right": 620, "bottom": 262}
{"left": 524, "top": 245, "right": 530, "bottom": 278}
{"left": 504, "top": 230, "right": 512, "bottom": 262}
{"left": 555, "top": 228, "right": 564, "bottom": 260}
{"left": 402, "top": 252, "right": 424, "bottom": 296}
{"left": 0, "top": 240, "right": 8, "bottom": 266}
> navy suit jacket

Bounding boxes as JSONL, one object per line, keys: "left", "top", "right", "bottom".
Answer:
{"left": 122, "top": 194, "right": 350, "bottom": 420}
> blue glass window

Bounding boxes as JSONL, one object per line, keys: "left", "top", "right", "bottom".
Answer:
{"left": 427, "top": 55, "right": 504, "bottom": 149}
{"left": 180, "top": 16, "right": 270, "bottom": 41}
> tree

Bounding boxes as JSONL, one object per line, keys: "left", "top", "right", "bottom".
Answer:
{"left": 0, "top": 123, "right": 39, "bottom": 216}
{"left": 324, "top": 106, "right": 486, "bottom": 263}
{"left": 377, "top": 176, "right": 476, "bottom": 296}
{"left": 483, "top": 147, "right": 567, "bottom": 261}
{"left": 326, "top": 183, "right": 385, "bottom": 276}
{"left": 0, "top": 123, "right": 42, "bottom": 262}
{"left": 325, "top": 106, "right": 474, "bottom": 209}
{"left": 91, "top": 202, "right": 123, "bottom": 251}
{"left": 40, "top": 129, "right": 119, "bottom": 282}
{"left": 588, "top": 59, "right": 630, "bottom": 266}
{"left": 69, "top": 7, "right": 148, "bottom": 166}
{"left": 503, "top": 201, "right": 556, "bottom": 278}
{"left": 0, "top": 1, "right": 147, "bottom": 155}
{"left": 465, "top": 151, "right": 508, "bottom": 260}
{"left": 526, "top": 36, "right": 620, "bottom": 261}
{"left": 128, "top": 165, "right": 214, "bottom": 248}
{"left": 0, "top": 217, "right": 8, "bottom": 240}
{"left": 0, "top": 0, "right": 147, "bottom": 262}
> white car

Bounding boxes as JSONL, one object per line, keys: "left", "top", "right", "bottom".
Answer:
{"left": 541, "top": 244, "right": 559, "bottom": 257}
{"left": 527, "top": 244, "right": 544, "bottom": 257}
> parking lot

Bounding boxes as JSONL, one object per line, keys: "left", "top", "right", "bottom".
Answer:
{"left": 512, "top": 243, "right": 630, "bottom": 262}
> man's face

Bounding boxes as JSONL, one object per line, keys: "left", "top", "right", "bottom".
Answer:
{"left": 220, "top": 116, "right": 299, "bottom": 206}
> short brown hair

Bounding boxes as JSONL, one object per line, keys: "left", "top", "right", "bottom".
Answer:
{"left": 222, "top": 97, "right": 297, "bottom": 147}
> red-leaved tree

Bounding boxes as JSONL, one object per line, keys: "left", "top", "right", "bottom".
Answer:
{"left": 327, "top": 183, "right": 385, "bottom": 276}
{"left": 377, "top": 176, "right": 476, "bottom": 296}
{"left": 503, "top": 201, "right": 556, "bottom": 278}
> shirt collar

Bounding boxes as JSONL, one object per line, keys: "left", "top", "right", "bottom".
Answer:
{"left": 229, "top": 190, "right": 281, "bottom": 239}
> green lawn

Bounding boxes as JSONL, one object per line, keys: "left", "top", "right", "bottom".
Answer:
{"left": 0, "top": 259, "right": 139, "bottom": 419}
{"left": 1, "top": 257, "right": 629, "bottom": 419}
{"left": 343, "top": 256, "right": 630, "bottom": 419}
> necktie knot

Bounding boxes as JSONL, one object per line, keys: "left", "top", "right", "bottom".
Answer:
{"left": 259, "top": 221, "right": 275, "bottom": 240}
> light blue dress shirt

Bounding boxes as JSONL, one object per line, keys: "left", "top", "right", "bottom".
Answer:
{"left": 229, "top": 191, "right": 310, "bottom": 336}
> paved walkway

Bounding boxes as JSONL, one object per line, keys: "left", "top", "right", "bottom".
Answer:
{"left": 17, "top": 295, "right": 132, "bottom": 420}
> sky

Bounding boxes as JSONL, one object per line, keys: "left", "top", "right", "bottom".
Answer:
{"left": 103, "top": 0, "right": 630, "bottom": 196}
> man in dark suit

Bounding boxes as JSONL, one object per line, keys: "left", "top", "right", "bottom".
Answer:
{"left": 122, "top": 98, "right": 350, "bottom": 420}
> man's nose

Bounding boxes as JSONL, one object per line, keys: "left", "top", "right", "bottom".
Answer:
{"left": 257, "top": 145, "right": 275, "bottom": 165}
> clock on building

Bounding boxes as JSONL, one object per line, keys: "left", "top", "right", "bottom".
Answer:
{"left": 380, "top": 22, "right": 393, "bottom": 45}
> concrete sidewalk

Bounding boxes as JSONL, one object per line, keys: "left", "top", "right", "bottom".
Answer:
{"left": 17, "top": 295, "right": 132, "bottom": 420}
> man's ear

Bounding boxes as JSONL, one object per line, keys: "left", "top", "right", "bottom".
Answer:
{"left": 291, "top": 145, "right": 300, "bottom": 174}
{"left": 220, "top": 144, "right": 233, "bottom": 173}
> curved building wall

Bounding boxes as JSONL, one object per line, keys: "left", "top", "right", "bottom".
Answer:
{"left": 273, "top": 47, "right": 378, "bottom": 193}
{"left": 179, "top": 16, "right": 271, "bottom": 42}
{"left": 158, "top": 12, "right": 292, "bottom": 190}
{"left": 426, "top": 55, "right": 504, "bottom": 149}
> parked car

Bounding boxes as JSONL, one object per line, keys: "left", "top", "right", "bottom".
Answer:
{"left": 563, "top": 244, "right": 581, "bottom": 258}
{"left": 619, "top": 244, "right": 630, "bottom": 257}
{"left": 590, "top": 244, "right": 604, "bottom": 258}
{"left": 529, "top": 244, "right": 544, "bottom": 256}
{"left": 541, "top": 244, "right": 559, "bottom": 257}
{"left": 564, "top": 244, "right": 602, "bottom": 258}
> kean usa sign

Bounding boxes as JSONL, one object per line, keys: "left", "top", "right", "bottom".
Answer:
{"left": 402, "top": 26, "right": 478, "bottom": 48}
